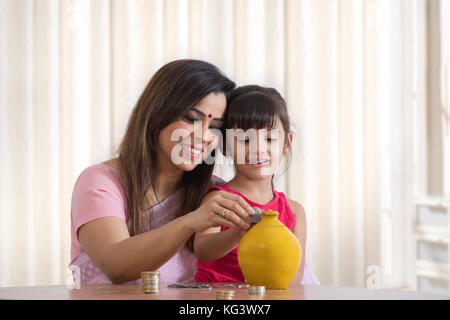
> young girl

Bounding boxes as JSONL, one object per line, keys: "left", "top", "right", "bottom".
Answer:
{"left": 194, "top": 85, "right": 320, "bottom": 286}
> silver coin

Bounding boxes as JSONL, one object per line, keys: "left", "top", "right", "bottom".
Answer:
{"left": 250, "top": 210, "right": 262, "bottom": 224}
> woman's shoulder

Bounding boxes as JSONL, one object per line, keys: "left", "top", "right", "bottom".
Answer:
{"left": 71, "top": 163, "right": 129, "bottom": 236}
{"left": 72, "top": 163, "right": 126, "bottom": 199}
{"left": 75, "top": 163, "right": 119, "bottom": 183}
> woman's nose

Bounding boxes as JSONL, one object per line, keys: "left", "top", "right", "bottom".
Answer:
{"left": 201, "top": 121, "right": 216, "bottom": 143}
{"left": 191, "top": 121, "right": 216, "bottom": 147}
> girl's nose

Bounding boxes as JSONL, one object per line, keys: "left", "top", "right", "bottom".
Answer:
{"left": 257, "top": 136, "right": 268, "bottom": 152}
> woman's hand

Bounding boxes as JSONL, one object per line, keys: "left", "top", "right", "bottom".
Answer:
{"left": 186, "top": 191, "right": 255, "bottom": 233}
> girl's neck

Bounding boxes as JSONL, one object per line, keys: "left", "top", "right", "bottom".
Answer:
{"left": 227, "top": 174, "right": 275, "bottom": 205}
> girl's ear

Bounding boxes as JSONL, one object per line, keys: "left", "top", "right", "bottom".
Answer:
{"left": 283, "top": 132, "right": 293, "bottom": 156}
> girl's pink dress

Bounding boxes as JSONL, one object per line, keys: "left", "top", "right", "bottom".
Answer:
{"left": 195, "top": 183, "right": 320, "bottom": 286}
{"left": 69, "top": 163, "right": 225, "bottom": 284}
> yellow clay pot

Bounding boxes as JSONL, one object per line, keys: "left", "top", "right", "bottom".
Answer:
{"left": 237, "top": 209, "right": 301, "bottom": 289}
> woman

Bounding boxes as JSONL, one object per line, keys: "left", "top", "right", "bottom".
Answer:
{"left": 69, "top": 60, "right": 255, "bottom": 284}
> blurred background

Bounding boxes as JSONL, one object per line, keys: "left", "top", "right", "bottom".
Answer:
{"left": 1, "top": 0, "right": 449, "bottom": 295}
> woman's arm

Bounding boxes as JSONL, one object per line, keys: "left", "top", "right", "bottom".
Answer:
{"left": 78, "top": 214, "right": 195, "bottom": 284}
{"left": 193, "top": 191, "right": 251, "bottom": 262}
{"left": 79, "top": 190, "right": 254, "bottom": 284}
{"left": 288, "top": 199, "right": 307, "bottom": 285}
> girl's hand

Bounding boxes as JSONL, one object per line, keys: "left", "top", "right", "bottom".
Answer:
{"left": 187, "top": 191, "right": 255, "bottom": 233}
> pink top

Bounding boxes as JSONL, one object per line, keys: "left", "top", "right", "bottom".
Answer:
{"left": 69, "top": 163, "right": 225, "bottom": 284}
{"left": 195, "top": 183, "right": 320, "bottom": 286}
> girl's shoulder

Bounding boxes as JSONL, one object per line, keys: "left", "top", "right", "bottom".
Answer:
{"left": 284, "top": 197, "right": 306, "bottom": 222}
{"left": 271, "top": 191, "right": 305, "bottom": 228}
{"left": 273, "top": 190, "right": 303, "bottom": 212}
{"left": 205, "top": 180, "right": 232, "bottom": 195}
{"left": 209, "top": 175, "right": 226, "bottom": 188}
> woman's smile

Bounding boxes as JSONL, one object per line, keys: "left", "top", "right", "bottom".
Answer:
{"left": 182, "top": 143, "right": 204, "bottom": 159}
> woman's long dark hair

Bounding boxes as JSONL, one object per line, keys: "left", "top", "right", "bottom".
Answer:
{"left": 117, "top": 59, "right": 235, "bottom": 251}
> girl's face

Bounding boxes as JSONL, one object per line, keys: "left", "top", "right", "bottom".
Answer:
{"left": 231, "top": 117, "right": 292, "bottom": 181}
{"left": 157, "top": 92, "right": 227, "bottom": 172}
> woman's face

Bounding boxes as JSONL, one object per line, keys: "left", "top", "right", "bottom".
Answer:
{"left": 157, "top": 92, "right": 227, "bottom": 172}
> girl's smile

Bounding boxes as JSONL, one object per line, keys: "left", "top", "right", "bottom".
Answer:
{"left": 248, "top": 159, "right": 271, "bottom": 168}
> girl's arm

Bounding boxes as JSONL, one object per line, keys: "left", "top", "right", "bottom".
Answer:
{"left": 79, "top": 190, "right": 253, "bottom": 284}
{"left": 193, "top": 191, "right": 248, "bottom": 262}
{"left": 288, "top": 199, "right": 307, "bottom": 285}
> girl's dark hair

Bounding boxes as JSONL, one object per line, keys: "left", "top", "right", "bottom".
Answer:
{"left": 224, "top": 85, "right": 292, "bottom": 188}
{"left": 117, "top": 59, "right": 235, "bottom": 251}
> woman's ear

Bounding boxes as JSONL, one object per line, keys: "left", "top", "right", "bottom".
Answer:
{"left": 283, "top": 132, "right": 293, "bottom": 156}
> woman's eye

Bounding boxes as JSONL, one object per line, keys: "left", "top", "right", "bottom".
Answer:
{"left": 238, "top": 139, "right": 250, "bottom": 144}
{"left": 267, "top": 138, "right": 277, "bottom": 142}
{"left": 184, "top": 115, "right": 199, "bottom": 123}
{"left": 184, "top": 115, "right": 221, "bottom": 131}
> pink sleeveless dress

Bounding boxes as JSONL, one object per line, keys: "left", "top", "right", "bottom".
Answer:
{"left": 195, "top": 183, "right": 320, "bottom": 286}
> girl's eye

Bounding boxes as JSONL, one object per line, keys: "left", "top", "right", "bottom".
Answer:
{"left": 267, "top": 138, "right": 277, "bottom": 142}
{"left": 238, "top": 139, "right": 250, "bottom": 144}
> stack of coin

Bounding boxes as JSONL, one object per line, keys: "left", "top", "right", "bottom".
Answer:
{"left": 141, "top": 271, "right": 160, "bottom": 294}
{"left": 216, "top": 290, "right": 235, "bottom": 300}
{"left": 248, "top": 286, "right": 266, "bottom": 295}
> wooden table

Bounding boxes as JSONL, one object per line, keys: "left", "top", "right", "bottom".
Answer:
{"left": 0, "top": 283, "right": 448, "bottom": 300}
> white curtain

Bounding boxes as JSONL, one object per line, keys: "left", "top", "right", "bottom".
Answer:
{"left": 0, "top": 0, "right": 421, "bottom": 287}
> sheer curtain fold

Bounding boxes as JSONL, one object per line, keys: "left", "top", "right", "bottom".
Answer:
{"left": 0, "top": 0, "right": 416, "bottom": 287}
{"left": 336, "top": 0, "right": 366, "bottom": 287}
